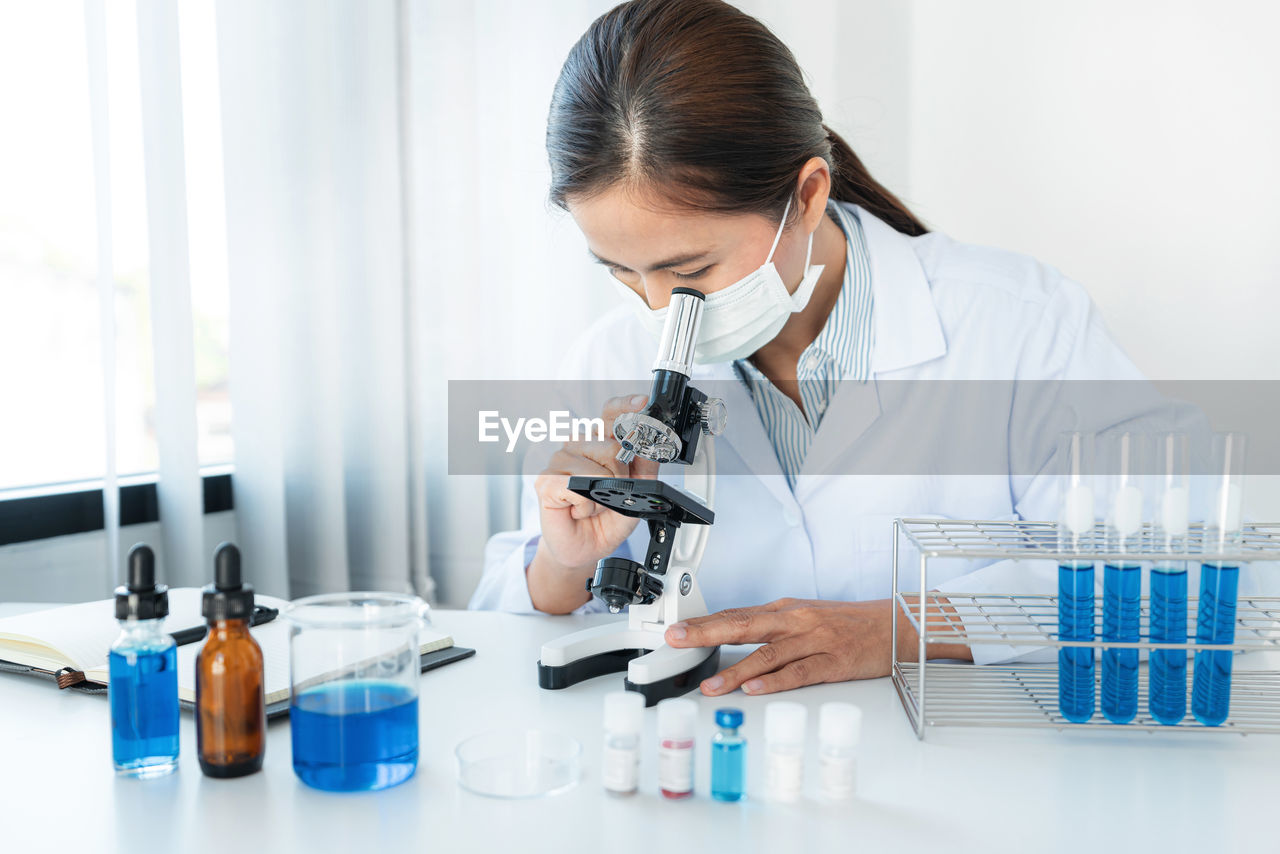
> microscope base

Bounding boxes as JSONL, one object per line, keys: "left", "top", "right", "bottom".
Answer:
{"left": 538, "top": 623, "right": 721, "bottom": 706}
{"left": 624, "top": 646, "right": 720, "bottom": 706}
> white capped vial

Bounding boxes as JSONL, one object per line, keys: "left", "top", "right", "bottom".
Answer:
{"left": 817, "top": 702, "right": 862, "bottom": 801}
{"left": 602, "top": 691, "right": 645, "bottom": 796}
{"left": 764, "top": 701, "right": 807, "bottom": 802}
{"left": 657, "top": 697, "right": 698, "bottom": 799}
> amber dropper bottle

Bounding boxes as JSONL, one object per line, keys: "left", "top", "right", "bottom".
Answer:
{"left": 196, "top": 543, "right": 266, "bottom": 778}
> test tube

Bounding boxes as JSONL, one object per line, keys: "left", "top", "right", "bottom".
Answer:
{"left": 1100, "top": 432, "right": 1147, "bottom": 724}
{"left": 1192, "top": 432, "right": 1247, "bottom": 727}
{"left": 1057, "top": 431, "right": 1096, "bottom": 723}
{"left": 1149, "top": 433, "right": 1190, "bottom": 725}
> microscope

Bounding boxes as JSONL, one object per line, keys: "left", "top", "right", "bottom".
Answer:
{"left": 537, "top": 287, "right": 726, "bottom": 706}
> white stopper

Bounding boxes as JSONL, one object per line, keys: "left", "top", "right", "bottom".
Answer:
{"left": 657, "top": 698, "right": 697, "bottom": 740}
{"left": 1161, "top": 485, "right": 1189, "bottom": 537}
{"left": 604, "top": 691, "right": 645, "bottom": 734}
{"left": 1064, "top": 485, "right": 1095, "bottom": 535}
{"left": 818, "top": 702, "right": 862, "bottom": 749}
{"left": 1214, "top": 482, "right": 1244, "bottom": 533}
{"left": 1112, "top": 484, "right": 1143, "bottom": 538}
{"left": 764, "top": 701, "right": 808, "bottom": 745}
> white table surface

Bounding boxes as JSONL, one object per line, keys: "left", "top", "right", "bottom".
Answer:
{"left": 1, "top": 605, "right": 1275, "bottom": 854}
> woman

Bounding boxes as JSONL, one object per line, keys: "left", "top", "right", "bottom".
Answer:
{"left": 471, "top": 0, "right": 1151, "bottom": 696}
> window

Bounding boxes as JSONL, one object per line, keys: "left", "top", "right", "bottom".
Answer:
{"left": 0, "top": 1, "right": 232, "bottom": 494}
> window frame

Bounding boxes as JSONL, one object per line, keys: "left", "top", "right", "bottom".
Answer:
{"left": 0, "top": 468, "right": 234, "bottom": 546}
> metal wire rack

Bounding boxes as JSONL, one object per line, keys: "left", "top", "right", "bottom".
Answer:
{"left": 890, "top": 518, "right": 1280, "bottom": 739}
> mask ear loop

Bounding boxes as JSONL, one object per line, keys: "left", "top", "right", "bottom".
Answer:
{"left": 764, "top": 195, "right": 816, "bottom": 274}
{"left": 764, "top": 196, "right": 793, "bottom": 264}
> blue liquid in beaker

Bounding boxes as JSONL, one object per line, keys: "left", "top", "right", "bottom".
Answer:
{"left": 1101, "top": 563, "right": 1141, "bottom": 724}
{"left": 1192, "top": 563, "right": 1239, "bottom": 727}
{"left": 1058, "top": 562, "right": 1095, "bottom": 723}
{"left": 1148, "top": 566, "right": 1188, "bottom": 725}
{"left": 109, "top": 645, "right": 179, "bottom": 775}
{"left": 291, "top": 680, "right": 419, "bottom": 791}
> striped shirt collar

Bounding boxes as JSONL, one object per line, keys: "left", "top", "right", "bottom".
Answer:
{"left": 806, "top": 201, "right": 873, "bottom": 381}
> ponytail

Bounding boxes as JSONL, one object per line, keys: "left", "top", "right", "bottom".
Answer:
{"left": 824, "top": 125, "right": 928, "bottom": 237}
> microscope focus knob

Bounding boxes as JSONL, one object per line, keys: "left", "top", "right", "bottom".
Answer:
{"left": 699, "top": 398, "right": 727, "bottom": 436}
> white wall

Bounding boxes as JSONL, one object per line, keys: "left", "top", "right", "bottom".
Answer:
{"left": 905, "top": 0, "right": 1280, "bottom": 381}
{"left": 902, "top": 0, "right": 1280, "bottom": 516}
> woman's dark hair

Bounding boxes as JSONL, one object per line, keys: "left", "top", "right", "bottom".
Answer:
{"left": 547, "top": 0, "right": 927, "bottom": 236}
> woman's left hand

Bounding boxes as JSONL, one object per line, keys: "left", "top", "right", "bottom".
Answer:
{"left": 663, "top": 597, "right": 971, "bottom": 697}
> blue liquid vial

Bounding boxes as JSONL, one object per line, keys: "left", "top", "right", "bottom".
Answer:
{"left": 1058, "top": 561, "right": 1095, "bottom": 723}
{"left": 1101, "top": 563, "right": 1141, "bottom": 723}
{"left": 109, "top": 544, "right": 179, "bottom": 778}
{"left": 1148, "top": 565, "right": 1188, "bottom": 725}
{"left": 109, "top": 634, "right": 180, "bottom": 776}
{"left": 1193, "top": 563, "right": 1239, "bottom": 726}
{"left": 710, "top": 708, "right": 746, "bottom": 802}
{"left": 291, "top": 679, "right": 419, "bottom": 791}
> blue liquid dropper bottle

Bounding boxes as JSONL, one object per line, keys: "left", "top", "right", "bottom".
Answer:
{"left": 109, "top": 543, "right": 179, "bottom": 777}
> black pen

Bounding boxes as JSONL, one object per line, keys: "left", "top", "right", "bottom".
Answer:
{"left": 169, "top": 604, "right": 280, "bottom": 647}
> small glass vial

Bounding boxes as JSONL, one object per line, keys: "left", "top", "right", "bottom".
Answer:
{"left": 817, "top": 702, "right": 862, "bottom": 801}
{"left": 764, "top": 701, "right": 807, "bottom": 802}
{"left": 601, "top": 691, "right": 645, "bottom": 797}
{"left": 196, "top": 543, "right": 266, "bottom": 778}
{"left": 710, "top": 708, "right": 746, "bottom": 802}
{"left": 657, "top": 697, "right": 697, "bottom": 799}
{"left": 109, "top": 544, "right": 179, "bottom": 778}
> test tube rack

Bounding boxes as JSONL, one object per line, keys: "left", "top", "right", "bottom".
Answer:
{"left": 890, "top": 518, "right": 1280, "bottom": 739}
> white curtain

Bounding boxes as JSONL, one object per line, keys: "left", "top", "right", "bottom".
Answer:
{"left": 216, "top": 0, "right": 418, "bottom": 598}
{"left": 402, "top": 0, "right": 622, "bottom": 604}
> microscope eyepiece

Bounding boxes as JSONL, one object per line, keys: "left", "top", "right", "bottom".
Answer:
{"left": 653, "top": 289, "right": 704, "bottom": 376}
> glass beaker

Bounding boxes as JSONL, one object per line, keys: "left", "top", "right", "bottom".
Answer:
{"left": 284, "top": 592, "right": 429, "bottom": 792}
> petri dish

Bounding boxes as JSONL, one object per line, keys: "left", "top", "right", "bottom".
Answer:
{"left": 455, "top": 729, "right": 582, "bottom": 799}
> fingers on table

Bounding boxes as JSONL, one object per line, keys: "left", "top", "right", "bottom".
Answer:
{"left": 738, "top": 654, "right": 836, "bottom": 695}
{"left": 699, "top": 636, "right": 814, "bottom": 696}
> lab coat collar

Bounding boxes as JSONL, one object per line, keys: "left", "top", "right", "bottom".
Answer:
{"left": 849, "top": 204, "right": 948, "bottom": 375}
{"left": 686, "top": 207, "right": 945, "bottom": 508}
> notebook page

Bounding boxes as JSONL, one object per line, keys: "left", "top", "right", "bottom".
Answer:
{"left": 0, "top": 588, "right": 206, "bottom": 672}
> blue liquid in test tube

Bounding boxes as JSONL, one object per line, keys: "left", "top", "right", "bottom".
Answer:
{"left": 1057, "top": 431, "right": 1096, "bottom": 724}
{"left": 1148, "top": 565, "right": 1188, "bottom": 725}
{"left": 1058, "top": 561, "right": 1096, "bottom": 722}
{"left": 1191, "top": 432, "right": 1247, "bottom": 728}
{"left": 1149, "top": 434, "right": 1190, "bottom": 726}
{"left": 1099, "top": 432, "right": 1146, "bottom": 725}
{"left": 1101, "top": 563, "right": 1141, "bottom": 723}
{"left": 1193, "top": 563, "right": 1239, "bottom": 726}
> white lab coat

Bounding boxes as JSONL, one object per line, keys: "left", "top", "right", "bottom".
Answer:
{"left": 469, "top": 204, "right": 1175, "bottom": 664}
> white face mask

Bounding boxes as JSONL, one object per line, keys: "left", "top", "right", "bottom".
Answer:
{"left": 610, "top": 197, "right": 824, "bottom": 363}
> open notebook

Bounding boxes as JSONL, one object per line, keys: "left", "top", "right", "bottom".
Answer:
{"left": 0, "top": 589, "right": 471, "bottom": 717}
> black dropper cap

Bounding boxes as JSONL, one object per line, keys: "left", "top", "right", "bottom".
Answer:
{"left": 115, "top": 544, "right": 170, "bottom": 620}
{"left": 202, "top": 542, "right": 254, "bottom": 623}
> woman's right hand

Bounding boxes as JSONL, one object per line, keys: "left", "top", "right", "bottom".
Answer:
{"left": 526, "top": 394, "right": 660, "bottom": 613}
